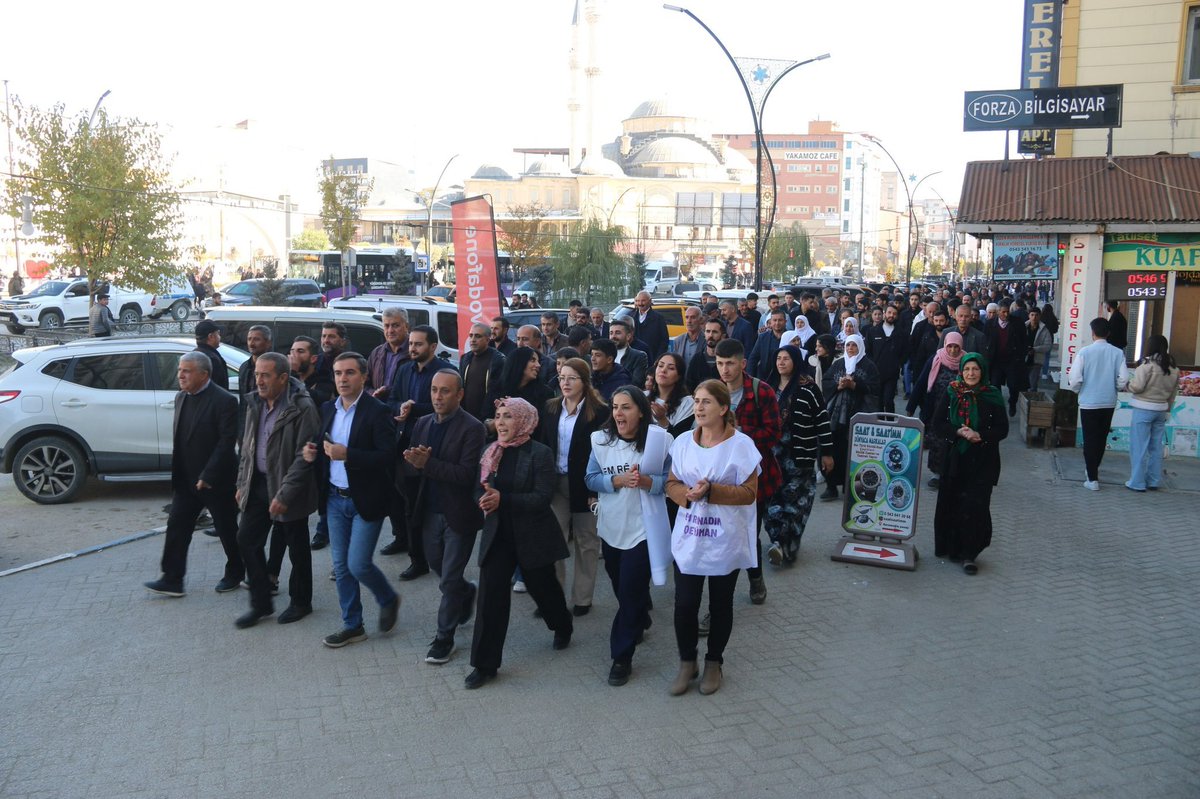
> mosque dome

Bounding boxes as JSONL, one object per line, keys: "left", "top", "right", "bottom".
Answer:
{"left": 630, "top": 137, "right": 720, "bottom": 168}
{"left": 629, "top": 98, "right": 676, "bottom": 119}
{"left": 471, "top": 164, "right": 512, "bottom": 180}
{"left": 525, "top": 158, "right": 568, "bottom": 176}
{"left": 576, "top": 154, "right": 626, "bottom": 177}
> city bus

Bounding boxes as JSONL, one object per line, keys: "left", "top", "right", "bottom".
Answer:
{"left": 288, "top": 246, "right": 415, "bottom": 300}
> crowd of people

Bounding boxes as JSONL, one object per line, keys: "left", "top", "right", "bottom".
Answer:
{"left": 142, "top": 280, "right": 1176, "bottom": 694}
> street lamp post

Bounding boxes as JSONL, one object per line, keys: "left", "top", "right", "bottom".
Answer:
{"left": 663, "top": 4, "right": 827, "bottom": 291}
{"left": 929, "top": 187, "right": 957, "bottom": 281}
{"left": 860, "top": 133, "right": 941, "bottom": 288}
{"left": 422, "top": 153, "right": 458, "bottom": 295}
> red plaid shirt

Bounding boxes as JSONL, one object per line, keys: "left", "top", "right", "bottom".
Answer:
{"left": 734, "top": 372, "right": 782, "bottom": 502}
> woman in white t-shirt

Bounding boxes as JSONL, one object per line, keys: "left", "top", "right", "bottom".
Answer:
{"left": 665, "top": 379, "right": 761, "bottom": 697}
{"left": 584, "top": 387, "right": 671, "bottom": 688}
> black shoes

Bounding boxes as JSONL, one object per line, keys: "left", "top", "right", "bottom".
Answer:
{"left": 277, "top": 605, "right": 312, "bottom": 624}
{"left": 214, "top": 577, "right": 241, "bottom": 593}
{"left": 458, "top": 582, "right": 477, "bottom": 626}
{"left": 749, "top": 576, "right": 767, "bottom": 605}
{"left": 379, "top": 538, "right": 407, "bottom": 556}
{"left": 963, "top": 560, "right": 979, "bottom": 575}
{"left": 235, "top": 607, "right": 274, "bottom": 629}
{"left": 379, "top": 596, "right": 401, "bottom": 633}
{"left": 553, "top": 629, "right": 572, "bottom": 650}
{"left": 323, "top": 626, "right": 368, "bottom": 648}
{"left": 819, "top": 486, "right": 838, "bottom": 501}
{"left": 767, "top": 543, "right": 784, "bottom": 566}
{"left": 608, "top": 661, "right": 632, "bottom": 687}
{"left": 927, "top": 477, "right": 940, "bottom": 489}
{"left": 310, "top": 532, "right": 329, "bottom": 551}
{"left": 399, "top": 562, "right": 429, "bottom": 581}
{"left": 464, "top": 668, "right": 495, "bottom": 689}
{"left": 572, "top": 604, "right": 591, "bottom": 617}
{"left": 425, "top": 637, "right": 456, "bottom": 664}
{"left": 144, "top": 578, "right": 184, "bottom": 597}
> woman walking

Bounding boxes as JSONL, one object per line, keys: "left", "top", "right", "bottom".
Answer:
{"left": 487, "top": 347, "right": 551, "bottom": 431}
{"left": 764, "top": 346, "right": 833, "bottom": 564}
{"left": 665, "top": 380, "right": 761, "bottom": 696}
{"left": 821, "top": 333, "right": 880, "bottom": 501}
{"left": 1126, "top": 334, "right": 1179, "bottom": 492}
{"left": 585, "top": 387, "right": 671, "bottom": 687}
{"left": 538, "top": 358, "right": 608, "bottom": 615}
{"left": 648, "top": 352, "right": 696, "bottom": 437}
{"left": 467, "top": 398, "right": 573, "bottom": 690}
{"left": 931, "top": 353, "right": 1008, "bottom": 574}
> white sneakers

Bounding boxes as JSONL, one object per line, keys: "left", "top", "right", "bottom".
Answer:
{"left": 1083, "top": 480, "right": 1100, "bottom": 491}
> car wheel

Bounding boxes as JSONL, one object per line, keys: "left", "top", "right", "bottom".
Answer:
{"left": 119, "top": 307, "right": 142, "bottom": 326}
{"left": 12, "top": 436, "right": 88, "bottom": 504}
{"left": 170, "top": 301, "right": 190, "bottom": 321}
{"left": 39, "top": 310, "right": 64, "bottom": 329}
{"left": 6, "top": 323, "right": 26, "bottom": 335}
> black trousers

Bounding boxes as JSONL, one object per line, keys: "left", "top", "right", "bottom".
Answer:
{"left": 674, "top": 565, "right": 740, "bottom": 664}
{"left": 601, "top": 540, "right": 651, "bottom": 664}
{"left": 160, "top": 482, "right": 241, "bottom": 586}
{"left": 471, "top": 524, "right": 572, "bottom": 673}
{"left": 879, "top": 375, "right": 899, "bottom": 414}
{"left": 237, "top": 472, "right": 312, "bottom": 610}
{"left": 745, "top": 500, "right": 766, "bottom": 580}
{"left": 830, "top": 426, "right": 850, "bottom": 487}
{"left": 398, "top": 477, "right": 424, "bottom": 565}
{"left": 1080, "top": 407, "right": 1116, "bottom": 482}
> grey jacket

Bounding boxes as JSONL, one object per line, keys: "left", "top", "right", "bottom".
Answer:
{"left": 1027, "top": 321, "right": 1053, "bottom": 366}
{"left": 236, "top": 377, "right": 321, "bottom": 522}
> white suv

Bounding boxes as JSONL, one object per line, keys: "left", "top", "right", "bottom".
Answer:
{"left": 0, "top": 337, "right": 247, "bottom": 504}
{"left": 0, "top": 278, "right": 156, "bottom": 334}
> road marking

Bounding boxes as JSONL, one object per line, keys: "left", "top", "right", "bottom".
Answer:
{"left": 0, "top": 525, "right": 167, "bottom": 578}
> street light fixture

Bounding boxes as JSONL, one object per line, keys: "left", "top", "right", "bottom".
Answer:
{"left": 420, "top": 153, "right": 458, "bottom": 295}
{"left": 663, "top": 4, "right": 828, "bottom": 290}
{"left": 860, "top": 133, "right": 941, "bottom": 287}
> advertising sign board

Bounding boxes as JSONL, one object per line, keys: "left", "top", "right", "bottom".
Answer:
{"left": 993, "top": 233, "right": 1058, "bottom": 280}
{"left": 963, "top": 85, "right": 1123, "bottom": 131}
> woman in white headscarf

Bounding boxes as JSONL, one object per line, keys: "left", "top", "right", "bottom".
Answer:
{"left": 780, "top": 313, "right": 816, "bottom": 359}
{"left": 819, "top": 333, "right": 881, "bottom": 501}
{"left": 836, "top": 315, "right": 860, "bottom": 353}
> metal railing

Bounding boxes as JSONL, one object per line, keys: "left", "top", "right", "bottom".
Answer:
{"left": 0, "top": 318, "right": 200, "bottom": 354}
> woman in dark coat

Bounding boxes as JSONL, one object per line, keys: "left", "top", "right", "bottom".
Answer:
{"left": 487, "top": 346, "right": 551, "bottom": 429}
{"left": 820, "top": 333, "right": 881, "bottom": 501}
{"left": 467, "top": 398, "right": 573, "bottom": 689}
{"left": 931, "top": 352, "right": 1009, "bottom": 575}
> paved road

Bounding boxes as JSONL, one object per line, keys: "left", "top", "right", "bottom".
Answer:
{"left": 1, "top": 435, "right": 1196, "bottom": 798}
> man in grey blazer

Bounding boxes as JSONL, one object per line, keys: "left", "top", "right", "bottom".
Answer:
{"left": 402, "top": 369, "right": 487, "bottom": 665}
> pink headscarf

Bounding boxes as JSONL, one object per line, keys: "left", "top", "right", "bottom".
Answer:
{"left": 928, "top": 331, "right": 964, "bottom": 390}
{"left": 479, "top": 397, "right": 540, "bottom": 484}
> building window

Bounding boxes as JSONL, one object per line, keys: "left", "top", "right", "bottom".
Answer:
{"left": 530, "top": 189, "right": 539, "bottom": 204}
{"left": 654, "top": 225, "right": 661, "bottom": 239}
{"left": 814, "top": 164, "right": 823, "bottom": 172}
{"left": 720, "top": 193, "right": 755, "bottom": 226}
{"left": 827, "top": 186, "right": 838, "bottom": 193}
{"left": 828, "top": 163, "right": 838, "bottom": 173}
{"left": 845, "top": 157, "right": 852, "bottom": 170}
{"left": 564, "top": 189, "right": 572, "bottom": 206}
{"left": 1185, "top": 4, "right": 1200, "bottom": 84}
{"left": 843, "top": 220, "right": 850, "bottom": 233}
{"left": 666, "top": 226, "right": 673, "bottom": 241}
{"left": 675, "top": 192, "right": 714, "bottom": 226}
{"left": 716, "top": 227, "right": 723, "bottom": 241}
{"left": 826, "top": 206, "right": 836, "bottom": 213}
{"left": 844, "top": 178, "right": 851, "bottom": 191}
{"left": 843, "top": 199, "right": 851, "bottom": 212}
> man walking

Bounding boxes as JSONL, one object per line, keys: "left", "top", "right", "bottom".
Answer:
{"left": 608, "top": 319, "right": 648, "bottom": 389}
{"left": 631, "top": 291, "right": 669, "bottom": 360}
{"left": 193, "top": 320, "right": 229, "bottom": 390}
{"left": 303, "top": 352, "right": 401, "bottom": 647}
{"left": 367, "top": 308, "right": 412, "bottom": 558}
{"left": 144, "top": 353, "right": 243, "bottom": 597}
{"left": 721, "top": 299, "right": 756, "bottom": 354}
{"left": 985, "top": 302, "right": 1030, "bottom": 416}
{"left": 1026, "top": 306, "right": 1053, "bottom": 390}
{"left": 747, "top": 308, "right": 787, "bottom": 385}
{"left": 1068, "top": 318, "right": 1128, "bottom": 491}
{"left": 685, "top": 319, "right": 726, "bottom": 392}
{"left": 670, "top": 305, "right": 705, "bottom": 366}
{"left": 233, "top": 352, "right": 321, "bottom": 628}
{"left": 459, "top": 323, "right": 506, "bottom": 421}
{"left": 402, "top": 370, "right": 486, "bottom": 665}
{"left": 864, "top": 305, "right": 907, "bottom": 414}
{"left": 289, "top": 336, "right": 335, "bottom": 406}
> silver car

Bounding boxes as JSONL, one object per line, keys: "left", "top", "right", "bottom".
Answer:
{"left": 0, "top": 337, "right": 247, "bottom": 504}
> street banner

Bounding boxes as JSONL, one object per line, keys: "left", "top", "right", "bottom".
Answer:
{"left": 451, "top": 196, "right": 504, "bottom": 355}
{"left": 993, "top": 233, "right": 1058, "bottom": 280}
{"left": 831, "top": 412, "right": 923, "bottom": 571}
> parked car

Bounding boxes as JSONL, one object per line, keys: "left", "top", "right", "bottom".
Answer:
{"left": 0, "top": 337, "right": 248, "bottom": 504}
{"left": 610, "top": 298, "right": 702, "bottom": 339}
{"left": 217, "top": 279, "right": 326, "bottom": 307}
{"left": 423, "top": 285, "right": 456, "bottom": 303}
{"left": 305, "top": 299, "right": 461, "bottom": 362}
{"left": 202, "top": 306, "right": 389, "bottom": 358}
{"left": 652, "top": 281, "right": 719, "bottom": 297}
{"left": 148, "top": 279, "right": 196, "bottom": 321}
{"left": 0, "top": 278, "right": 155, "bottom": 334}
{"left": 502, "top": 308, "right": 571, "bottom": 341}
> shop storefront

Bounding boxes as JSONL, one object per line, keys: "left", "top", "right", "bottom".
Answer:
{"left": 957, "top": 155, "right": 1200, "bottom": 458}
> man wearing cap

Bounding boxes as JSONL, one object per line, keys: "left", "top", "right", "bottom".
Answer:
{"left": 90, "top": 293, "right": 115, "bottom": 337}
{"left": 194, "top": 320, "right": 229, "bottom": 390}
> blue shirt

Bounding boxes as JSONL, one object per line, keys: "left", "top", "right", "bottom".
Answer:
{"left": 329, "top": 391, "right": 363, "bottom": 489}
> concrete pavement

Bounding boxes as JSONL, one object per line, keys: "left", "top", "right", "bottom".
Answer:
{"left": 1, "top": 433, "right": 1197, "bottom": 798}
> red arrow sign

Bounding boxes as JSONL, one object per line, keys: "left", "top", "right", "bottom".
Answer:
{"left": 852, "top": 546, "right": 897, "bottom": 559}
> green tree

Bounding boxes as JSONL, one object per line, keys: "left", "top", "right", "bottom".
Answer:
{"left": 762, "top": 222, "right": 813, "bottom": 283}
{"left": 626, "top": 252, "right": 647, "bottom": 297}
{"left": 498, "top": 203, "right": 555, "bottom": 282}
{"left": 550, "top": 220, "right": 628, "bottom": 306}
{"left": 3, "top": 101, "right": 182, "bottom": 298}
{"left": 318, "top": 158, "right": 373, "bottom": 251}
{"left": 291, "top": 228, "right": 330, "bottom": 251}
{"left": 252, "top": 257, "right": 289, "bottom": 305}
{"left": 389, "top": 254, "right": 414, "bottom": 296}
{"left": 722, "top": 254, "right": 738, "bottom": 289}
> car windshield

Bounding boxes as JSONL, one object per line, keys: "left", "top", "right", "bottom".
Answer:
{"left": 226, "top": 282, "right": 257, "bottom": 296}
{"left": 25, "top": 281, "right": 70, "bottom": 298}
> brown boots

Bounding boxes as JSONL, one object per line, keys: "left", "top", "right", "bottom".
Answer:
{"left": 698, "top": 661, "right": 722, "bottom": 695}
{"left": 669, "top": 661, "right": 698, "bottom": 696}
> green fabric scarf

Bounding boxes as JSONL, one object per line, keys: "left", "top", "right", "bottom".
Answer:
{"left": 947, "top": 352, "right": 1004, "bottom": 454}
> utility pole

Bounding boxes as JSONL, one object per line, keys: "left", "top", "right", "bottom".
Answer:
{"left": 4, "top": 80, "right": 20, "bottom": 285}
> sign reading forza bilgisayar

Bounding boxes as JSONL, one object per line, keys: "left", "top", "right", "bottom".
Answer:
{"left": 963, "top": 85, "right": 1123, "bottom": 131}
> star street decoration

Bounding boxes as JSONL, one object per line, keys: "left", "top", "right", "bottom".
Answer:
{"left": 734, "top": 56, "right": 806, "bottom": 118}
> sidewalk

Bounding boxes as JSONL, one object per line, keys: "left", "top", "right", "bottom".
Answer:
{"left": 1, "top": 433, "right": 1197, "bottom": 798}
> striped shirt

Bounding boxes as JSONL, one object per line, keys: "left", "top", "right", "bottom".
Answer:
{"left": 784, "top": 382, "right": 833, "bottom": 465}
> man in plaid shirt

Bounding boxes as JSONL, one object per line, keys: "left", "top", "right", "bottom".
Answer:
{"left": 714, "top": 338, "right": 781, "bottom": 606}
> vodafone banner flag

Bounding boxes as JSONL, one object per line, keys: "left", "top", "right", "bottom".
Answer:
{"left": 451, "top": 196, "right": 505, "bottom": 355}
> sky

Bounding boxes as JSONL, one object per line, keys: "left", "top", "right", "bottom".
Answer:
{"left": 4, "top": 0, "right": 1025, "bottom": 214}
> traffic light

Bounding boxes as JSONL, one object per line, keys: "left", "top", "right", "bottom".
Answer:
{"left": 1057, "top": 238, "right": 1067, "bottom": 263}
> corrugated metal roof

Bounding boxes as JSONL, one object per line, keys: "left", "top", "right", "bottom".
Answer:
{"left": 958, "top": 154, "right": 1200, "bottom": 225}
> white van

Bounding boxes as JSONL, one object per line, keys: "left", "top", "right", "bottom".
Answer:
{"left": 642, "top": 261, "right": 680, "bottom": 288}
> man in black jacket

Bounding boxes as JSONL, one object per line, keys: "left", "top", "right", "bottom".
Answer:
{"left": 864, "top": 305, "right": 907, "bottom": 414}
{"left": 459, "top": 323, "right": 506, "bottom": 421}
{"left": 304, "top": 352, "right": 401, "bottom": 648}
{"left": 985, "top": 303, "right": 1029, "bottom": 417}
{"left": 193, "top": 320, "right": 229, "bottom": 391}
{"left": 631, "top": 291, "right": 670, "bottom": 361}
{"left": 145, "top": 352, "right": 243, "bottom": 596}
{"left": 402, "top": 370, "right": 486, "bottom": 665}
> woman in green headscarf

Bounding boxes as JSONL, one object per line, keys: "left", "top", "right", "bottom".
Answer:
{"left": 930, "top": 352, "right": 1009, "bottom": 575}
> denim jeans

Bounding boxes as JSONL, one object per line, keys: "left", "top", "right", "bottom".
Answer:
{"left": 327, "top": 492, "right": 398, "bottom": 630}
{"left": 1127, "top": 407, "right": 1167, "bottom": 490}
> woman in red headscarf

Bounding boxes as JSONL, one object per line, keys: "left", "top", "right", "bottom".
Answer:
{"left": 907, "top": 331, "right": 965, "bottom": 487}
{"left": 466, "top": 397, "right": 573, "bottom": 689}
